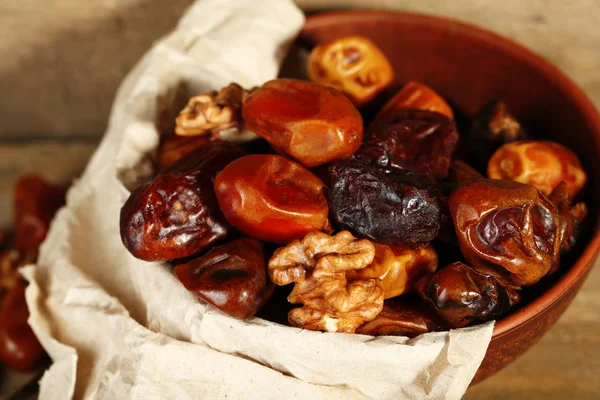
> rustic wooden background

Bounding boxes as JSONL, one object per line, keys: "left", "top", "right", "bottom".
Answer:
{"left": 0, "top": 1, "right": 598, "bottom": 399}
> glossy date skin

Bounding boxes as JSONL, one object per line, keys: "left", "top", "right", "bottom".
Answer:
{"left": 373, "top": 81, "right": 454, "bottom": 123}
{"left": 0, "top": 282, "right": 46, "bottom": 371}
{"left": 329, "top": 159, "right": 440, "bottom": 247}
{"left": 356, "top": 294, "right": 449, "bottom": 337}
{"left": 449, "top": 178, "right": 569, "bottom": 288}
{"left": 242, "top": 79, "right": 363, "bottom": 167}
{"left": 214, "top": 154, "right": 330, "bottom": 244}
{"left": 416, "top": 262, "right": 518, "bottom": 328}
{"left": 548, "top": 182, "right": 588, "bottom": 260}
{"left": 14, "top": 176, "right": 66, "bottom": 262}
{"left": 120, "top": 140, "right": 245, "bottom": 261}
{"left": 174, "top": 237, "right": 274, "bottom": 319}
{"left": 357, "top": 109, "right": 458, "bottom": 179}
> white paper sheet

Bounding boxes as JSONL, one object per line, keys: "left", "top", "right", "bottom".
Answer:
{"left": 23, "top": 0, "right": 494, "bottom": 398}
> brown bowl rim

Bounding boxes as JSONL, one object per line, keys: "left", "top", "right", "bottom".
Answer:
{"left": 302, "top": 10, "right": 600, "bottom": 338}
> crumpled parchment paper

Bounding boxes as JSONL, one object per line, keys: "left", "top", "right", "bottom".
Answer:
{"left": 21, "top": 0, "right": 494, "bottom": 398}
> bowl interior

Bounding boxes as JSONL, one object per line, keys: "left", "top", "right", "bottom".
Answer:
{"left": 296, "top": 11, "right": 600, "bottom": 335}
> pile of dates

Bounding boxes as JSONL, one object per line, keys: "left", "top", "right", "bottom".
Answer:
{"left": 120, "top": 35, "right": 588, "bottom": 335}
{"left": 0, "top": 176, "right": 65, "bottom": 371}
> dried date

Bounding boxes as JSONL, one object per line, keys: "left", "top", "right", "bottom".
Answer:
{"left": 416, "top": 262, "right": 518, "bottom": 328}
{"left": 487, "top": 140, "right": 587, "bottom": 198}
{"left": 373, "top": 81, "right": 454, "bottom": 123}
{"left": 174, "top": 237, "right": 274, "bottom": 319}
{"left": 329, "top": 159, "right": 440, "bottom": 246}
{"left": 357, "top": 109, "right": 458, "bottom": 179}
{"left": 120, "top": 140, "right": 245, "bottom": 261}
{"left": 242, "top": 79, "right": 363, "bottom": 167}
{"left": 307, "top": 35, "right": 394, "bottom": 106}
{"left": 548, "top": 182, "right": 588, "bottom": 256}
{"left": 449, "top": 178, "right": 585, "bottom": 288}
{"left": 214, "top": 154, "right": 330, "bottom": 244}
{"left": 356, "top": 294, "right": 449, "bottom": 337}
{"left": 156, "top": 133, "right": 211, "bottom": 170}
{"left": 0, "top": 282, "right": 46, "bottom": 371}
{"left": 14, "top": 176, "right": 66, "bottom": 262}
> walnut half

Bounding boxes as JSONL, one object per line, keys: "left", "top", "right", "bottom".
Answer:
{"left": 268, "top": 231, "right": 384, "bottom": 333}
{"left": 175, "top": 83, "right": 257, "bottom": 142}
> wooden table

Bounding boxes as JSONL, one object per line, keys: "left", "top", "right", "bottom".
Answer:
{"left": 0, "top": 1, "right": 599, "bottom": 399}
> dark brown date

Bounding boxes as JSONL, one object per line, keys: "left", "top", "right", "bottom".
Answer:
{"left": 357, "top": 109, "right": 458, "bottom": 179}
{"left": 416, "top": 262, "right": 518, "bottom": 328}
{"left": 356, "top": 294, "right": 449, "bottom": 337}
{"left": 436, "top": 160, "right": 483, "bottom": 248}
{"left": 14, "top": 176, "right": 66, "bottom": 263}
{"left": 0, "top": 282, "right": 46, "bottom": 371}
{"left": 467, "top": 100, "right": 529, "bottom": 169}
{"left": 548, "top": 182, "right": 588, "bottom": 255}
{"left": 174, "top": 237, "right": 274, "bottom": 319}
{"left": 156, "top": 133, "right": 211, "bottom": 170}
{"left": 329, "top": 159, "right": 440, "bottom": 246}
{"left": 120, "top": 140, "right": 245, "bottom": 261}
{"left": 449, "top": 178, "right": 580, "bottom": 288}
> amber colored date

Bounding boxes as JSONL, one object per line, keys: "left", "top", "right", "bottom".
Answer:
{"left": 416, "top": 262, "right": 517, "bottom": 328}
{"left": 214, "top": 154, "right": 330, "bottom": 244}
{"left": 356, "top": 295, "right": 449, "bottom": 337}
{"left": 346, "top": 243, "right": 437, "bottom": 299}
{"left": 358, "top": 109, "right": 458, "bottom": 179}
{"left": 120, "top": 140, "right": 245, "bottom": 261}
{"left": 174, "top": 237, "right": 274, "bottom": 319}
{"left": 0, "top": 282, "right": 46, "bottom": 371}
{"left": 373, "top": 81, "right": 454, "bottom": 123}
{"left": 14, "top": 175, "right": 66, "bottom": 263}
{"left": 307, "top": 36, "right": 394, "bottom": 106}
{"left": 487, "top": 140, "right": 587, "bottom": 198}
{"left": 242, "top": 79, "right": 363, "bottom": 167}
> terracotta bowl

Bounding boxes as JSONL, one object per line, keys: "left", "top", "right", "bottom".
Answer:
{"left": 297, "top": 11, "right": 600, "bottom": 383}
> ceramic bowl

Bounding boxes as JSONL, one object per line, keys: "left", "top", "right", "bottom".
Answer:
{"left": 298, "top": 10, "right": 600, "bottom": 382}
